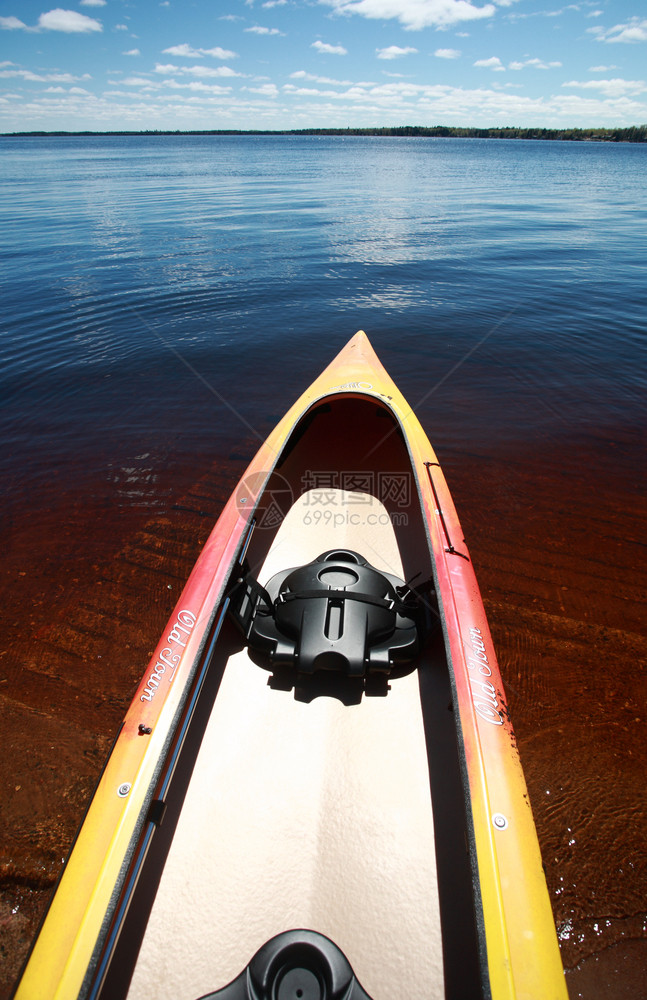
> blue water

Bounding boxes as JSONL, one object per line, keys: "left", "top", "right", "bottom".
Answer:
{"left": 1, "top": 135, "right": 645, "bottom": 506}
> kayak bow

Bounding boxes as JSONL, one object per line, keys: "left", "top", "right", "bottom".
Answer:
{"left": 15, "top": 331, "right": 566, "bottom": 1000}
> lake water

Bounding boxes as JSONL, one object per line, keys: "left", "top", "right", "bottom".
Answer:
{"left": 1, "top": 135, "right": 646, "bottom": 998}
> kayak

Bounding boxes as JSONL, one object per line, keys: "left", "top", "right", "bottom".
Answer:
{"left": 14, "top": 331, "right": 567, "bottom": 1000}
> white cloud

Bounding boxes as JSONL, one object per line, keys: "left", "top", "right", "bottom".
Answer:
{"left": 38, "top": 8, "right": 102, "bottom": 32}
{"left": 190, "top": 65, "right": 240, "bottom": 78}
{"left": 594, "top": 17, "right": 647, "bottom": 44}
{"left": 123, "top": 48, "right": 140, "bottom": 56}
{"left": 80, "top": 0, "right": 106, "bottom": 6}
{"left": 474, "top": 56, "right": 504, "bottom": 71}
{"left": 435, "top": 48, "right": 461, "bottom": 59}
{"left": 290, "top": 71, "right": 353, "bottom": 85}
{"left": 162, "top": 43, "right": 237, "bottom": 59}
{"left": 1, "top": 8, "right": 104, "bottom": 31}
{"left": 245, "top": 83, "right": 279, "bottom": 96}
{"left": 201, "top": 46, "right": 237, "bottom": 58}
{"left": 319, "top": 0, "right": 496, "bottom": 31}
{"left": 562, "top": 78, "right": 646, "bottom": 97}
{"left": 244, "top": 25, "right": 283, "bottom": 35}
{"left": 377, "top": 45, "right": 418, "bottom": 59}
{"left": 0, "top": 66, "right": 90, "bottom": 82}
{"left": 121, "top": 76, "right": 155, "bottom": 87}
{"left": 161, "top": 79, "right": 232, "bottom": 94}
{"left": 589, "top": 65, "right": 617, "bottom": 72}
{"left": 312, "top": 40, "right": 348, "bottom": 55}
{"left": 508, "top": 58, "right": 561, "bottom": 70}
{"left": 0, "top": 15, "right": 28, "bottom": 29}
{"left": 162, "top": 43, "right": 203, "bottom": 57}
{"left": 284, "top": 84, "right": 338, "bottom": 97}
{"left": 155, "top": 62, "right": 240, "bottom": 78}
{"left": 0, "top": 68, "right": 38, "bottom": 80}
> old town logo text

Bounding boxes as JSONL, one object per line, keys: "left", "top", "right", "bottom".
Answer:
{"left": 467, "top": 626, "right": 504, "bottom": 726}
{"left": 140, "top": 610, "right": 196, "bottom": 703}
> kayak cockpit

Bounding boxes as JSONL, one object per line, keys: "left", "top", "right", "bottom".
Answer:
{"left": 229, "top": 545, "right": 432, "bottom": 705}
{"left": 118, "top": 477, "right": 446, "bottom": 1000}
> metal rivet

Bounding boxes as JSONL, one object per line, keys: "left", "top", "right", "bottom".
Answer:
{"left": 492, "top": 812, "right": 508, "bottom": 830}
{"left": 118, "top": 783, "right": 131, "bottom": 798}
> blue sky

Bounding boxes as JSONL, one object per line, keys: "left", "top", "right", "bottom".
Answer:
{"left": 1, "top": 1, "right": 646, "bottom": 131}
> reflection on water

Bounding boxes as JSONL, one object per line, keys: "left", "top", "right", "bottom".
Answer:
{"left": 0, "top": 135, "right": 646, "bottom": 999}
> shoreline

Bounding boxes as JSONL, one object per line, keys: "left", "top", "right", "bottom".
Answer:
{"left": 2, "top": 125, "right": 646, "bottom": 142}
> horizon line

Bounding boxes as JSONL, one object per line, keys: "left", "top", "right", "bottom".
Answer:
{"left": 2, "top": 124, "right": 647, "bottom": 142}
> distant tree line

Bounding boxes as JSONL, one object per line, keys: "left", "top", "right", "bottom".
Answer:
{"left": 287, "top": 125, "right": 647, "bottom": 142}
{"left": 5, "top": 125, "right": 647, "bottom": 142}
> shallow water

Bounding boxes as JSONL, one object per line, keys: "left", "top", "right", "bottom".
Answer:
{"left": 1, "top": 135, "right": 646, "bottom": 997}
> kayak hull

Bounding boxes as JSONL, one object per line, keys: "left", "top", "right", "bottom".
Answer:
{"left": 14, "top": 332, "right": 566, "bottom": 1000}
